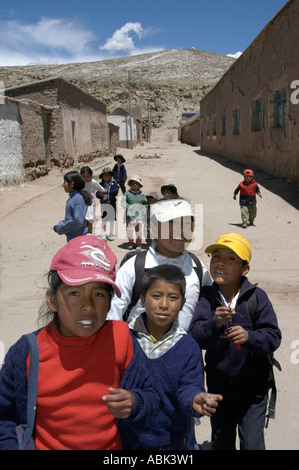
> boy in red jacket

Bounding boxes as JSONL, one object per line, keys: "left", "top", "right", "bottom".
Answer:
{"left": 233, "top": 169, "right": 262, "bottom": 228}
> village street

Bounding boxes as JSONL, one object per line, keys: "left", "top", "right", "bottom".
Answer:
{"left": 0, "top": 126, "right": 299, "bottom": 450}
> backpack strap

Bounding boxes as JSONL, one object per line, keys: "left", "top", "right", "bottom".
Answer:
{"left": 188, "top": 252, "right": 203, "bottom": 288}
{"left": 245, "top": 290, "right": 281, "bottom": 427}
{"left": 122, "top": 250, "right": 147, "bottom": 321}
{"left": 23, "top": 333, "right": 39, "bottom": 449}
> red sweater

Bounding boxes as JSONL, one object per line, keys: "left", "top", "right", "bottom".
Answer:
{"left": 234, "top": 179, "right": 260, "bottom": 205}
{"left": 238, "top": 179, "right": 259, "bottom": 196}
{"left": 31, "top": 321, "right": 133, "bottom": 450}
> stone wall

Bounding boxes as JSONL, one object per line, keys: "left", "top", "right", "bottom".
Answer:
{"left": 199, "top": 0, "right": 299, "bottom": 184}
{"left": 0, "top": 99, "right": 23, "bottom": 187}
{"left": 5, "top": 78, "right": 110, "bottom": 170}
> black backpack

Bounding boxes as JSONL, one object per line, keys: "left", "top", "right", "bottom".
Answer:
{"left": 119, "top": 249, "right": 203, "bottom": 321}
{"left": 247, "top": 292, "right": 281, "bottom": 428}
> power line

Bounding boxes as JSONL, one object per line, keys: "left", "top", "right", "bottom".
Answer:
{"left": 39, "top": 0, "right": 96, "bottom": 49}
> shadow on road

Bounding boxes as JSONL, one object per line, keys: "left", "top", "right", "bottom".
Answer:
{"left": 194, "top": 150, "right": 299, "bottom": 210}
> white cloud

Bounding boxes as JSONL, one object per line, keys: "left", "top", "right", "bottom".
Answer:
{"left": 100, "top": 22, "right": 144, "bottom": 52}
{"left": 0, "top": 18, "right": 162, "bottom": 66}
{"left": 0, "top": 17, "right": 97, "bottom": 65}
{"left": 227, "top": 51, "right": 243, "bottom": 59}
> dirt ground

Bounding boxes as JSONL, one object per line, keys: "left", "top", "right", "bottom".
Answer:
{"left": 0, "top": 126, "right": 299, "bottom": 450}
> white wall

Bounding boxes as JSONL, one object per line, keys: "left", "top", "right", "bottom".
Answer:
{"left": 107, "top": 115, "right": 137, "bottom": 143}
{"left": 0, "top": 101, "right": 24, "bottom": 188}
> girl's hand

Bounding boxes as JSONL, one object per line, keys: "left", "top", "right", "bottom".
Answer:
{"left": 214, "top": 306, "right": 235, "bottom": 329}
{"left": 102, "top": 387, "right": 135, "bottom": 419}
{"left": 225, "top": 325, "right": 248, "bottom": 345}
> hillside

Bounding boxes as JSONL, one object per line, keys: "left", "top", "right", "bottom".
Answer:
{"left": 0, "top": 49, "right": 235, "bottom": 125}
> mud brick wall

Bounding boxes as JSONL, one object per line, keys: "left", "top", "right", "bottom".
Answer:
{"left": 199, "top": 0, "right": 299, "bottom": 184}
{"left": 6, "top": 78, "right": 110, "bottom": 166}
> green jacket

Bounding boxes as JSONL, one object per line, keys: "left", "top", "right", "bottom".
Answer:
{"left": 122, "top": 190, "right": 148, "bottom": 221}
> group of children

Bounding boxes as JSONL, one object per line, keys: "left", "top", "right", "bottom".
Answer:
{"left": 0, "top": 220, "right": 281, "bottom": 450}
{"left": 53, "top": 159, "right": 263, "bottom": 246}
{"left": 0, "top": 156, "right": 280, "bottom": 450}
{"left": 52, "top": 151, "right": 185, "bottom": 250}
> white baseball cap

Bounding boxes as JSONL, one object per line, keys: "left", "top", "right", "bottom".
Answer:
{"left": 150, "top": 198, "right": 196, "bottom": 223}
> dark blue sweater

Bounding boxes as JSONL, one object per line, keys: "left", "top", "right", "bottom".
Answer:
{"left": 118, "top": 332, "right": 205, "bottom": 450}
{"left": 189, "top": 278, "right": 282, "bottom": 402}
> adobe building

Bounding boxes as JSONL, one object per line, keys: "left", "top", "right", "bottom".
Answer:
{"left": 4, "top": 77, "right": 112, "bottom": 175}
{"left": 199, "top": 0, "right": 299, "bottom": 184}
{"left": 0, "top": 95, "right": 55, "bottom": 187}
{"left": 108, "top": 107, "right": 143, "bottom": 149}
{"left": 179, "top": 113, "right": 201, "bottom": 146}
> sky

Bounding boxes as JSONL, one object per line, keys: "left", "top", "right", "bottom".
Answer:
{"left": 0, "top": 0, "right": 289, "bottom": 67}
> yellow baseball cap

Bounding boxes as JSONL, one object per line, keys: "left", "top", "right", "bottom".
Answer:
{"left": 205, "top": 233, "right": 252, "bottom": 263}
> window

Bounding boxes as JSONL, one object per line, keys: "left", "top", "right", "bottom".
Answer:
{"left": 233, "top": 108, "right": 240, "bottom": 135}
{"left": 212, "top": 118, "right": 216, "bottom": 136}
{"left": 251, "top": 98, "right": 262, "bottom": 131}
{"left": 273, "top": 87, "right": 287, "bottom": 127}
{"left": 221, "top": 114, "right": 226, "bottom": 135}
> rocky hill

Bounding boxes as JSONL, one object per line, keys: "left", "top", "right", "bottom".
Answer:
{"left": 0, "top": 49, "right": 235, "bottom": 126}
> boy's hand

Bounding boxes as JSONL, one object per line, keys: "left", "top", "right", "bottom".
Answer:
{"left": 102, "top": 387, "right": 136, "bottom": 419}
{"left": 225, "top": 325, "right": 248, "bottom": 345}
{"left": 214, "top": 306, "right": 235, "bottom": 328}
{"left": 192, "top": 393, "right": 223, "bottom": 417}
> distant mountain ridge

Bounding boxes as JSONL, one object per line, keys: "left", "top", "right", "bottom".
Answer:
{"left": 0, "top": 49, "right": 235, "bottom": 125}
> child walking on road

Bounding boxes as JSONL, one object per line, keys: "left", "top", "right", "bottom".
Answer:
{"left": 189, "top": 233, "right": 281, "bottom": 450}
{"left": 0, "top": 236, "right": 158, "bottom": 450}
{"left": 53, "top": 171, "right": 92, "bottom": 242}
{"left": 123, "top": 264, "right": 222, "bottom": 450}
{"left": 233, "top": 169, "right": 262, "bottom": 228}
{"left": 112, "top": 154, "right": 127, "bottom": 194}
{"left": 121, "top": 175, "right": 148, "bottom": 250}
{"left": 96, "top": 167, "right": 119, "bottom": 241}
{"left": 80, "top": 166, "right": 104, "bottom": 234}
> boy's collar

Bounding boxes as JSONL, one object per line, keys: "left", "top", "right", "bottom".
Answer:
{"left": 132, "top": 312, "right": 183, "bottom": 339}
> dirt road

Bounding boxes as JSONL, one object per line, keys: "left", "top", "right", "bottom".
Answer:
{"left": 0, "top": 126, "right": 298, "bottom": 450}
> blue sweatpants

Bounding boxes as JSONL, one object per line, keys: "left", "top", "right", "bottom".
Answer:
{"left": 210, "top": 394, "right": 268, "bottom": 450}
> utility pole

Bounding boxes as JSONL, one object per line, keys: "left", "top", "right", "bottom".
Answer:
{"left": 128, "top": 70, "right": 143, "bottom": 149}
{"left": 128, "top": 71, "right": 133, "bottom": 149}
{"left": 147, "top": 99, "right": 152, "bottom": 143}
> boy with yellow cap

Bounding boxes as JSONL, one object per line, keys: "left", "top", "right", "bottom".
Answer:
{"left": 189, "top": 233, "right": 281, "bottom": 450}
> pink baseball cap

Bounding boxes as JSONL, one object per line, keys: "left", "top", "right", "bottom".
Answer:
{"left": 50, "top": 236, "right": 121, "bottom": 297}
{"left": 244, "top": 169, "right": 254, "bottom": 176}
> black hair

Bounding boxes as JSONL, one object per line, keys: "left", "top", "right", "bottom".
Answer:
{"left": 38, "top": 271, "right": 63, "bottom": 326}
{"left": 80, "top": 166, "right": 93, "bottom": 176}
{"left": 141, "top": 264, "right": 186, "bottom": 300}
{"left": 161, "top": 185, "right": 179, "bottom": 196}
{"left": 64, "top": 170, "right": 92, "bottom": 205}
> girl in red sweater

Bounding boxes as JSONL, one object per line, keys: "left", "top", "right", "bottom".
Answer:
{"left": 0, "top": 236, "right": 158, "bottom": 450}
